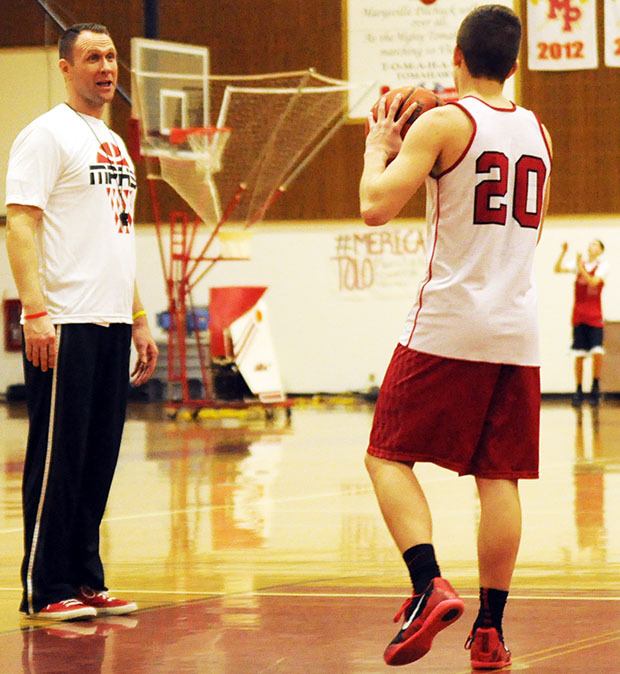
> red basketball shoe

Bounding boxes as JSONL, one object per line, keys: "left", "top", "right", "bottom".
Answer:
{"left": 77, "top": 586, "right": 137, "bottom": 616}
{"left": 465, "top": 627, "right": 511, "bottom": 670}
{"left": 27, "top": 599, "right": 97, "bottom": 621}
{"left": 383, "top": 578, "right": 465, "bottom": 666}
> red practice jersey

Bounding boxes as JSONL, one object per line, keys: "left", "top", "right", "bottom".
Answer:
{"left": 572, "top": 259, "right": 608, "bottom": 327}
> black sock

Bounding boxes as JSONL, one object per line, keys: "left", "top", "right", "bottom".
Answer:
{"left": 473, "top": 587, "right": 509, "bottom": 636}
{"left": 576, "top": 384, "right": 583, "bottom": 394}
{"left": 402, "top": 544, "right": 441, "bottom": 595}
{"left": 592, "top": 378, "right": 600, "bottom": 392}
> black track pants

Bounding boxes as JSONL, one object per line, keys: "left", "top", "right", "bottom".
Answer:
{"left": 20, "top": 323, "right": 131, "bottom": 613}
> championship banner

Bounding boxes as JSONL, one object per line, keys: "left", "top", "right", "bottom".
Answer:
{"left": 605, "top": 0, "right": 620, "bottom": 67}
{"left": 346, "top": 0, "right": 516, "bottom": 119}
{"left": 527, "top": 0, "right": 598, "bottom": 70}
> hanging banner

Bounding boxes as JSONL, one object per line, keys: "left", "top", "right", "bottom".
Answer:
{"left": 527, "top": 0, "right": 598, "bottom": 70}
{"left": 605, "top": 0, "right": 620, "bottom": 66}
{"left": 346, "top": 0, "right": 516, "bottom": 120}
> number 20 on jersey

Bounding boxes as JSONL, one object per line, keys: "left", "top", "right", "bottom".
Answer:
{"left": 474, "top": 151, "right": 547, "bottom": 230}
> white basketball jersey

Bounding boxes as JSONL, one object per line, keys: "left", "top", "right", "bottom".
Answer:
{"left": 400, "top": 96, "right": 551, "bottom": 366}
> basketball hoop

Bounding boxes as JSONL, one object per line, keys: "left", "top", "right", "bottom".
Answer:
{"left": 217, "top": 229, "right": 252, "bottom": 260}
{"left": 169, "top": 126, "right": 232, "bottom": 175}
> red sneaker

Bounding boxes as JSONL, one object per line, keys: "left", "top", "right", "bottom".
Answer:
{"left": 28, "top": 599, "right": 97, "bottom": 621}
{"left": 383, "top": 578, "right": 465, "bottom": 666}
{"left": 465, "top": 627, "right": 512, "bottom": 670}
{"left": 77, "top": 586, "right": 137, "bottom": 616}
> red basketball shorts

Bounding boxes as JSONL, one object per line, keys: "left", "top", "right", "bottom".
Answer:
{"left": 368, "top": 345, "right": 540, "bottom": 479}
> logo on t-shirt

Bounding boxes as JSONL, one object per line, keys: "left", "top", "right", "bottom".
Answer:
{"left": 90, "top": 142, "right": 137, "bottom": 233}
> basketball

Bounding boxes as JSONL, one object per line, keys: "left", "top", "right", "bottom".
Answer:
{"left": 366, "top": 86, "right": 443, "bottom": 139}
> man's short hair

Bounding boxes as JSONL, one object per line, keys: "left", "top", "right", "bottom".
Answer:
{"left": 59, "top": 23, "right": 110, "bottom": 62}
{"left": 457, "top": 5, "right": 521, "bottom": 83}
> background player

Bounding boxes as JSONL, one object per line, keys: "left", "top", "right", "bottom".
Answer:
{"left": 360, "top": 5, "right": 552, "bottom": 669}
{"left": 5, "top": 23, "right": 158, "bottom": 621}
{"left": 554, "top": 239, "right": 608, "bottom": 406}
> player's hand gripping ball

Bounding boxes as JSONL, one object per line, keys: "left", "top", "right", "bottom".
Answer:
{"left": 365, "top": 86, "right": 443, "bottom": 139}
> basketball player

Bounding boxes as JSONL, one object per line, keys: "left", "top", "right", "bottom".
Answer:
{"left": 554, "top": 239, "right": 608, "bottom": 406}
{"left": 5, "top": 24, "right": 158, "bottom": 621}
{"left": 360, "top": 6, "right": 551, "bottom": 669}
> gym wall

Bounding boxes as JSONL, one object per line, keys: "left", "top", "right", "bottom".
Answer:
{"left": 1, "top": 1, "right": 619, "bottom": 396}
{"left": 1, "top": 0, "right": 619, "bottom": 220}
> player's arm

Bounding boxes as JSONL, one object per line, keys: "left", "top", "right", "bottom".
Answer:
{"left": 359, "top": 98, "right": 446, "bottom": 226}
{"left": 130, "top": 283, "right": 159, "bottom": 386}
{"left": 5, "top": 203, "right": 56, "bottom": 371}
{"left": 553, "top": 243, "right": 572, "bottom": 273}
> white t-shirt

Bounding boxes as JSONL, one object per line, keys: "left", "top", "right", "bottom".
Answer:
{"left": 400, "top": 96, "right": 552, "bottom": 366}
{"left": 5, "top": 103, "right": 137, "bottom": 324}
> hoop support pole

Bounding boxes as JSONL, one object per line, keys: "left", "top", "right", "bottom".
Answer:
{"left": 188, "top": 291, "right": 214, "bottom": 401}
{"left": 246, "top": 186, "right": 286, "bottom": 228}
{"left": 188, "top": 260, "right": 218, "bottom": 292}
{"left": 186, "top": 182, "right": 247, "bottom": 284}
{"left": 185, "top": 213, "right": 203, "bottom": 277}
{"left": 148, "top": 179, "right": 170, "bottom": 285}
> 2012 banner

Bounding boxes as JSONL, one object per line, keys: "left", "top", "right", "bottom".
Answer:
{"left": 527, "top": 0, "right": 598, "bottom": 71}
{"left": 605, "top": 0, "right": 620, "bottom": 66}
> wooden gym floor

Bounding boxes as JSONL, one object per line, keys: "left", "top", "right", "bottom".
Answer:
{"left": 0, "top": 398, "right": 618, "bottom": 673}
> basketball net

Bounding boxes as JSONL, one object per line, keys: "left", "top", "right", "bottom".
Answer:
{"left": 169, "top": 126, "right": 232, "bottom": 176}
{"left": 157, "top": 127, "right": 232, "bottom": 224}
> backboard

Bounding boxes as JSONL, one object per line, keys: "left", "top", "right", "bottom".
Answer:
{"left": 131, "top": 38, "right": 210, "bottom": 156}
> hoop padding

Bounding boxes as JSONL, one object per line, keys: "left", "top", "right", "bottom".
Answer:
{"left": 217, "top": 229, "right": 252, "bottom": 259}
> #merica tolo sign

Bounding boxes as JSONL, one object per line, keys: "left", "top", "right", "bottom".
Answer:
{"left": 331, "top": 226, "right": 427, "bottom": 297}
{"left": 345, "top": 0, "right": 515, "bottom": 120}
{"left": 527, "top": 0, "right": 598, "bottom": 70}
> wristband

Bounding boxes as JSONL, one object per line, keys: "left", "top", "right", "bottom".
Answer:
{"left": 24, "top": 311, "right": 48, "bottom": 320}
{"left": 132, "top": 310, "right": 147, "bottom": 321}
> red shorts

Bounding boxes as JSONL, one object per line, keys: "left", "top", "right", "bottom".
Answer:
{"left": 368, "top": 345, "right": 540, "bottom": 479}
